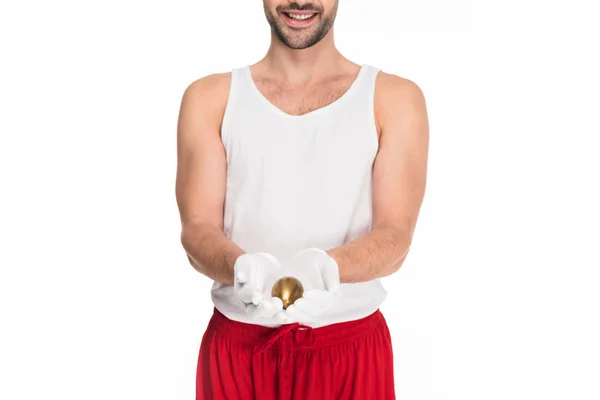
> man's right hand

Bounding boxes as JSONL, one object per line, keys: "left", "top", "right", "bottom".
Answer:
{"left": 233, "top": 252, "right": 285, "bottom": 320}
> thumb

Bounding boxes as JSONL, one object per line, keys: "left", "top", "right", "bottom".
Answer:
{"left": 235, "top": 262, "right": 249, "bottom": 283}
{"left": 236, "top": 270, "right": 247, "bottom": 283}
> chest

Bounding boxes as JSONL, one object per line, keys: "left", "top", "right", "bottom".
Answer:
{"left": 253, "top": 75, "right": 356, "bottom": 117}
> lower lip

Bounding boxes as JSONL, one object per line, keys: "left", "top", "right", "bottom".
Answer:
{"left": 281, "top": 11, "right": 318, "bottom": 27}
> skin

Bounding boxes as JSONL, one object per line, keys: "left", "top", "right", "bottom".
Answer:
{"left": 176, "top": 0, "right": 429, "bottom": 286}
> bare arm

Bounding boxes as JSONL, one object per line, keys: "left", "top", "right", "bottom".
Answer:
{"left": 327, "top": 73, "right": 430, "bottom": 283}
{"left": 176, "top": 73, "right": 244, "bottom": 285}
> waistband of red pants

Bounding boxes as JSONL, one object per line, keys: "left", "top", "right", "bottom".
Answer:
{"left": 209, "top": 307, "right": 386, "bottom": 352}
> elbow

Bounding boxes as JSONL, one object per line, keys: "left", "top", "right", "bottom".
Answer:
{"left": 180, "top": 226, "right": 192, "bottom": 252}
{"left": 390, "top": 250, "right": 409, "bottom": 274}
{"left": 388, "top": 228, "right": 412, "bottom": 274}
{"left": 179, "top": 222, "right": 205, "bottom": 271}
{"left": 185, "top": 253, "right": 198, "bottom": 269}
{"left": 179, "top": 218, "right": 211, "bottom": 251}
{"left": 182, "top": 244, "right": 207, "bottom": 276}
{"left": 180, "top": 228, "right": 193, "bottom": 259}
{"left": 385, "top": 250, "right": 409, "bottom": 277}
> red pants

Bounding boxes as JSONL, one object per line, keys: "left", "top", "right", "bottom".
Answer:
{"left": 196, "top": 308, "right": 396, "bottom": 399}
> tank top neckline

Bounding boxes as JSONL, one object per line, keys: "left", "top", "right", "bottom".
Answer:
{"left": 243, "top": 64, "right": 368, "bottom": 120}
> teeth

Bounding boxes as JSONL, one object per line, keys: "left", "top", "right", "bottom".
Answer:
{"left": 286, "top": 12, "right": 315, "bottom": 21}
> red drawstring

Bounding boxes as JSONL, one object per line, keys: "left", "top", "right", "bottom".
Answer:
{"left": 252, "top": 323, "right": 316, "bottom": 366}
{"left": 253, "top": 323, "right": 299, "bottom": 355}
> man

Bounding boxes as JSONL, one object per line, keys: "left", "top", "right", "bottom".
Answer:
{"left": 176, "top": 0, "right": 429, "bottom": 398}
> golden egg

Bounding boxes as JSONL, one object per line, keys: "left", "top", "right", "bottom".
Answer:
{"left": 271, "top": 276, "right": 304, "bottom": 310}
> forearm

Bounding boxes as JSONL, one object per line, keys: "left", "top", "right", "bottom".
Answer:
{"left": 180, "top": 221, "right": 245, "bottom": 285}
{"left": 326, "top": 226, "right": 411, "bottom": 283}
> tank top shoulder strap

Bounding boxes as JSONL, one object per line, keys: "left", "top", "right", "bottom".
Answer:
{"left": 362, "top": 64, "right": 382, "bottom": 78}
{"left": 227, "top": 65, "right": 250, "bottom": 102}
{"left": 353, "top": 64, "right": 381, "bottom": 148}
{"left": 221, "top": 66, "right": 249, "bottom": 142}
{"left": 354, "top": 64, "right": 381, "bottom": 99}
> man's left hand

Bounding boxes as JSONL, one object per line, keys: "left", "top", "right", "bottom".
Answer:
{"left": 281, "top": 248, "right": 341, "bottom": 323}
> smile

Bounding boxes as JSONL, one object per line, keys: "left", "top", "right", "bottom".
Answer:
{"left": 281, "top": 11, "right": 319, "bottom": 26}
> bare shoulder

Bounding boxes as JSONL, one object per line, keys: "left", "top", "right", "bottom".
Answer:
{"left": 375, "top": 71, "right": 426, "bottom": 106}
{"left": 179, "top": 72, "right": 232, "bottom": 127}
{"left": 374, "top": 71, "right": 428, "bottom": 137}
{"left": 176, "top": 72, "right": 232, "bottom": 228}
{"left": 183, "top": 72, "right": 231, "bottom": 99}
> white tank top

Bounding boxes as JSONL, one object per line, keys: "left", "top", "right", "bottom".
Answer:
{"left": 211, "top": 63, "right": 388, "bottom": 328}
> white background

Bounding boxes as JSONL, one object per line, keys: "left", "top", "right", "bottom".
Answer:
{"left": 1, "top": 0, "right": 599, "bottom": 399}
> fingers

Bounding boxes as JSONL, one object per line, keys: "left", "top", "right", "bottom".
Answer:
{"left": 245, "top": 296, "right": 284, "bottom": 319}
{"left": 237, "top": 284, "right": 255, "bottom": 304}
{"left": 243, "top": 290, "right": 338, "bottom": 324}
{"left": 292, "top": 289, "right": 338, "bottom": 316}
{"left": 270, "top": 296, "right": 284, "bottom": 310}
{"left": 238, "top": 280, "right": 264, "bottom": 305}
{"left": 251, "top": 290, "right": 263, "bottom": 305}
{"left": 284, "top": 304, "right": 311, "bottom": 324}
{"left": 273, "top": 310, "right": 288, "bottom": 324}
{"left": 235, "top": 257, "right": 267, "bottom": 304}
{"left": 269, "top": 298, "right": 290, "bottom": 324}
{"left": 292, "top": 297, "right": 322, "bottom": 316}
{"left": 235, "top": 261, "right": 250, "bottom": 283}
{"left": 244, "top": 303, "right": 265, "bottom": 319}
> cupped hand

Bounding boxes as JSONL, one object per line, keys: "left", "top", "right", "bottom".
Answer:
{"left": 233, "top": 252, "right": 285, "bottom": 319}
{"left": 278, "top": 248, "right": 341, "bottom": 324}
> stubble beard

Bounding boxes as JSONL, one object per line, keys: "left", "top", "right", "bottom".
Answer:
{"left": 264, "top": 4, "right": 337, "bottom": 50}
